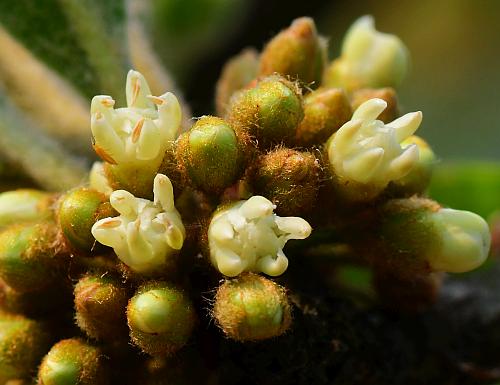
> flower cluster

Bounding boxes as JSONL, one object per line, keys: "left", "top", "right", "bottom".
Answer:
{"left": 0, "top": 15, "right": 492, "bottom": 385}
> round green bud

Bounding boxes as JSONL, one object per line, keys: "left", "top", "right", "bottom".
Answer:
{"left": 0, "top": 222, "right": 59, "bottom": 292}
{"left": 37, "top": 338, "right": 108, "bottom": 385}
{"left": 387, "top": 135, "right": 436, "bottom": 196}
{"left": 127, "top": 282, "right": 196, "bottom": 356}
{"left": 227, "top": 75, "right": 304, "bottom": 148}
{"left": 351, "top": 87, "right": 399, "bottom": 123}
{"left": 213, "top": 273, "right": 291, "bottom": 341}
{"left": 74, "top": 274, "right": 129, "bottom": 341}
{"left": 295, "top": 87, "right": 352, "bottom": 147}
{"left": 176, "top": 116, "right": 248, "bottom": 194}
{"left": 0, "top": 312, "right": 50, "bottom": 384}
{"left": 0, "top": 189, "right": 55, "bottom": 229}
{"left": 58, "top": 188, "right": 115, "bottom": 252}
{"left": 259, "top": 17, "right": 326, "bottom": 88}
{"left": 252, "top": 148, "right": 321, "bottom": 216}
{"left": 216, "top": 48, "right": 259, "bottom": 117}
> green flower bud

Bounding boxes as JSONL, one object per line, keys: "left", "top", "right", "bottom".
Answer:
{"left": 0, "top": 312, "right": 50, "bottom": 384}
{"left": 252, "top": 148, "right": 321, "bottom": 216}
{"left": 373, "top": 270, "right": 442, "bottom": 313}
{"left": 216, "top": 48, "right": 259, "bottom": 117}
{"left": 74, "top": 274, "right": 129, "bottom": 341}
{"left": 127, "top": 282, "right": 196, "bottom": 356}
{"left": 259, "top": 17, "right": 326, "bottom": 88}
{"left": 0, "top": 189, "right": 55, "bottom": 229}
{"left": 372, "top": 198, "right": 491, "bottom": 276}
{"left": 57, "top": 188, "right": 115, "bottom": 252}
{"left": 213, "top": 273, "right": 291, "bottom": 341}
{"left": 227, "top": 75, "right": 304, "bottom": 148}
{"left": 351, "top": 87, "right": 399, "bottom": 123}
{"left": 37, "top": 338, "right": 108, "bottom": 385}
{"left": 295, "top": 87, "right": 352, "bottom": 147}
{"left": 388, "top": 135, "right": 436, "bottom": 196}
{"left": 0, "top": 222, "right": 60, "bottom": 292}
{"left": 324, "top": 16, "right": 409, "bottom": 92}
{"left": 176, "top": 116, "right": 249, "bottom": 194}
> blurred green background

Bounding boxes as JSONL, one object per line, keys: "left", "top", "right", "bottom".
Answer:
{"left": 0, "top": 0, "right": 498, "bottom": 215}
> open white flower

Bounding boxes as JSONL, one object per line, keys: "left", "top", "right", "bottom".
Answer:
{"left": 208, "top": 196, "right": 312, "bottom": 277}
{"left": 328, "top": 98, "right": 422, "bottom": 191}
{"left": 90, "top": 70, "right": 181, "bottom": 166}
{"left": 326, "top": 15, "right": 409, "bottom": 91}
{"left": 428, "top": 208, "right": 491, "bottom": 273}
{"left": 91, "top": 174, "right": 185, "bottom": 274}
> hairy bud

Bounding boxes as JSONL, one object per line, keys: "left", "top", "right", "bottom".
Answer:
{"left": 74, "top": 274, "right": 129, "bottom": 341}
{"left": 252, "top": 148, "right": 321, "bottom": 216}
{"left": 176, "top": 116, "right": 249, "bottom": 194}
{"left": 37, "top": 338, "right": 109, "bottom": 385}
{"left": 127, "top": 282, "right": 196, "bottom": 356}
{"left": 58, "top": 188, "right": 115, "bottom": 252}
{"left": 259, "top": 17, "right": 326, "bottom": 88}
{"left": 213, "top": 273, "right": 291, "bottom": 341}
{"left": 295, "top": 87, "right": 352, "bottom": 147}
{"left": 227, "top": 75, "right": 304, "bottom": 148}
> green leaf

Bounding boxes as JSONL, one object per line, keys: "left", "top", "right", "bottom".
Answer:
{"left": 429, "top": 161, "right": 500, "bottom": 218}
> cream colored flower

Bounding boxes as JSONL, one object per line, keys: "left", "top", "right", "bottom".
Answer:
{"left": 208, "top": 196, "right": 312, "bottom": 277}
{"left": 325, "top": 15, "right": 409, "bottom": 91}
{"left": 90, "top": 70, "right": 181, "bottom": 166}
{"left": 428, "top": 208, "right": 491, "bottom": 273}
{"left": 328, "top": 98, "right": 422, "bottom": 191}
{"left": 91, "top": 174, "right": 185, "bottom": 273}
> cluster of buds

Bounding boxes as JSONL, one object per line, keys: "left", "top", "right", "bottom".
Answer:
{"left": 0, "top": 15, "right": 492, "bottom": 384}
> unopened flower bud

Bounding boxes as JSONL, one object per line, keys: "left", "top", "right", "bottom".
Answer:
{"left": 374, "top": 198, "right": 491, "bottom": 275}
{"left": 259, "top": 17, "right": 326, "bottom": 88}
{"left": 0, "top": 222, "right": 60, "bottom": 292}
{"left": 91, "top": 70, "right": 182, "bottom": 198}
{"left": 208, "top": 196, "right": 312, "bottom": 277}
{"left": 0, "top": 312, "right": 50, "bottom": 384}
{"left": 324, "top": 16, "right": 409, "bottom": 92}
{"left": 58, "top": 188, "right": 115, "bottom": 252}
{"left": 213, "top": 273, "right": 291, "bottom": 341}
{"left": 351, "top": 87, "right": 399, "bottom": 123}
{"left": 92, "top": 174, "right": 185, "bottom": 275}
{"left": 74, "top": 274, "right": 129, "bottom": 341}
{"left": 252, "top": 148, "right": 321, "bottom": 216}
{"left": 227, "top": 75, "right": 304, "bottom": 148}
{"left": 388, "top": 135, "right": 436, "bottom": 196}
{"left": 127, "top": 282, "right": 196, "bottom": 356}
{"left": 216, "top": 48, "right": 259, "bottom": 117}
{"left": 327, "top": 98, "right": 422, "bottom": 202}
{"left": 37, "top": 338, "right": 109, "bottom": 385}
{"left": 176, "top": 116, "right": 249, "bottom": 194}
{"left": 0, "top": 189, "right": 55, "bottom": 228}
{"left": 295, "top": 87, "right": 352, "bottom": 147}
